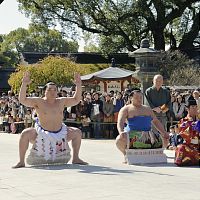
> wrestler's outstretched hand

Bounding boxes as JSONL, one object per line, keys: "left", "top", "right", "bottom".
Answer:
{"left": 152, "top": 107, "right": 161, "bottom": 113}
{"left": 22, "top": 71, "right": 32, "bottom": 85}
{"left": 73, "top": 73, "right": 81, "bottom": 86}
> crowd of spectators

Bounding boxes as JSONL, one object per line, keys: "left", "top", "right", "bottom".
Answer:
{"left": 170, "top": 89, "right": 200, "bottom": 121}
{"left": 0, "top": 87, "right": 199, "bottom": 142}
{"left": 0, "top": 91, "right": 34, "bottom": 134}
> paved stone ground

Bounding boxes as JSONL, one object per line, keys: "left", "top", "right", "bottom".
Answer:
{"left": 0, "top": 133, "right": 199, "bottom": 200}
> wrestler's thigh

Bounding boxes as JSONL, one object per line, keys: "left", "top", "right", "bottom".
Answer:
{"left": 67, "top": 126, "right": 82, "bottom": 142}
{"left": 21, "top": 127, "right": 37, "bottom": 144}
{"left": 116, "top": 134, "right": 127, "bottom": 143}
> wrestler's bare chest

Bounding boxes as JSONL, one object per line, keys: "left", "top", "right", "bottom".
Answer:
{"left": 127, "top": 105, "right": 150, "bottom": 118}
{"left": 36, "top": 101, "right": 63, "bottom": 117}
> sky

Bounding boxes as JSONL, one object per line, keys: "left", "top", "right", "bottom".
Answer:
{"left": 0, "top": 0, "right": 84, "bottom": 51}
{"left": 0, "top": 0, "right": 30, "bottom": 34}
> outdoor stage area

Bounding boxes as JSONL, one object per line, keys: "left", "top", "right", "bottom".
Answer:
{"left": 0, "top": 133, "right": 199, "bottom": 200}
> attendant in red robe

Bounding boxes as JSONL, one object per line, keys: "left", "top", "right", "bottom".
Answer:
{"left": 175, "top": 96, "right": 200, "bottom": 166}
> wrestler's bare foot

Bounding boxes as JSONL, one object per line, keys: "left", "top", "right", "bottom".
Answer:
{"left": 122, "top": 160, "right": 128, "bottom": 164}
{"left": 72, "top": 158, "right": 88, "bottom": 165}
{"left": 123, "top": 156, "right": 128, "bottom": 164}
{"left": 12, "top": 162, "right": 25, "bottom": 169}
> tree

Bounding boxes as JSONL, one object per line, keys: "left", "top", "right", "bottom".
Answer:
{"left": 156, "top": 50, "right": 200, "bottom": 86}
{"left": 157, "top": 50, "right": 197, "bottom": 79}
{"left": 0, "top": 23, "right": 79, "bottom": 67}
{"left": 83, "top": 32, "right": 100, "bottom": 52}
{"left": 0, "top": 34, "right": 19, "bottom": 67}
{"left": 8, "top": 56, "right": 100, "bottom": 93}
{"left": 17, "top": 0, "right": 200, "bottom": 51}
{"left": 169, "top": 66, "right": 200, "bottom": 86}
{"left": 1, "top": 23, "right": 78, "bottom": 53}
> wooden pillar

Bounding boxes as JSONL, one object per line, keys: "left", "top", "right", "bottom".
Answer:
{"left": 121, "top": 80, "right": 124, "bottom": 92}
{"left": 104, "top": 81, "right": 107, "bottom": 92}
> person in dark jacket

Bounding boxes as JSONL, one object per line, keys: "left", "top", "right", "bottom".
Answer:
{"left": 145, "top": 74, "right": 171, "bottom": 132}
{"left": 90, "top": 92, "right": 103, "bottom": 138}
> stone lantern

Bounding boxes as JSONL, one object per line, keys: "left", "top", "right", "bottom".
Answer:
{"left": 129, "top": 39, "right": 160, "bottom": 104}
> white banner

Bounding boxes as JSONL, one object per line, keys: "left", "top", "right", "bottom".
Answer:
{"left": 107, "top": 81, "right": 121, "bottom": 93}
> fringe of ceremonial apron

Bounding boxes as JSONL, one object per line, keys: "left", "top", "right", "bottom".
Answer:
{"left": 35, "top": 120, "right": 67, "bottom": 161}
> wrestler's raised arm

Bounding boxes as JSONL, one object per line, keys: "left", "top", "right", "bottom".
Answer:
{"left": 19, "top": 71, "right": 40, "bottom": 107}
{"left": 61, "top": 73, "right": 82, "bottom": 107}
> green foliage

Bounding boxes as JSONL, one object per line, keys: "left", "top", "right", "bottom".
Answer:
{"left": 77, "top": 63, "right": 136, "bottom": 72}
{"left": 83, "top": 32, "right": 100, "bottom": 52}
{"left": 0, "top": 53, "right": 9, "bottom": 66}
{"left": 0, "top": 50, "right": 19, "bottom": 67}
{"left": 17, "top": 0, "right": 200, "bottom": 51}
{"left": 99, "top": 35, "right": 131, "bottom": 55}
{"left": 8, "top": 56, "right": 91, "bottom": 93}
{"left": 8, "top": 55, "right": 133, "bottom": 93}
{"left": 119, "top": 64, "right": 136, "bottom": 71}
{"left": 0, "top": 23, "right": 79, "bottom": 67}
{"left": 76, "top": 63, "right": 109, "bottom": 73}
{"left": 1, "top": 24, "right": 79, "bottom": 53}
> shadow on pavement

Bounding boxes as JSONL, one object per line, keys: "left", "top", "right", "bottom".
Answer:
{"left": 26, "top": 164, "right": 178, "bottom": 176}
{"left": 28, "top": 164, "right": 134, "bottom": 175}
{"left": 136, "top": 162, "right": 200, "bottom": 169}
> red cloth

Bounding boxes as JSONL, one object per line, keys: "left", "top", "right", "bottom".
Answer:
{"left": 175, "top": 117, "right": 200, "bottom": 166}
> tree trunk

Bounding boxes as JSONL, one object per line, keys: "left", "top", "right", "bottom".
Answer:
{"left": 152, "top": 28, "right": 165, "bottom": 50}
{"left": 178, "top": 11, "right": 200, "bottom": 50}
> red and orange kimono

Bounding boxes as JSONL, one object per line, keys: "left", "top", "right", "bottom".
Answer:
{"left": 175, "top": 118, "right": 200, "bottom": 166}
